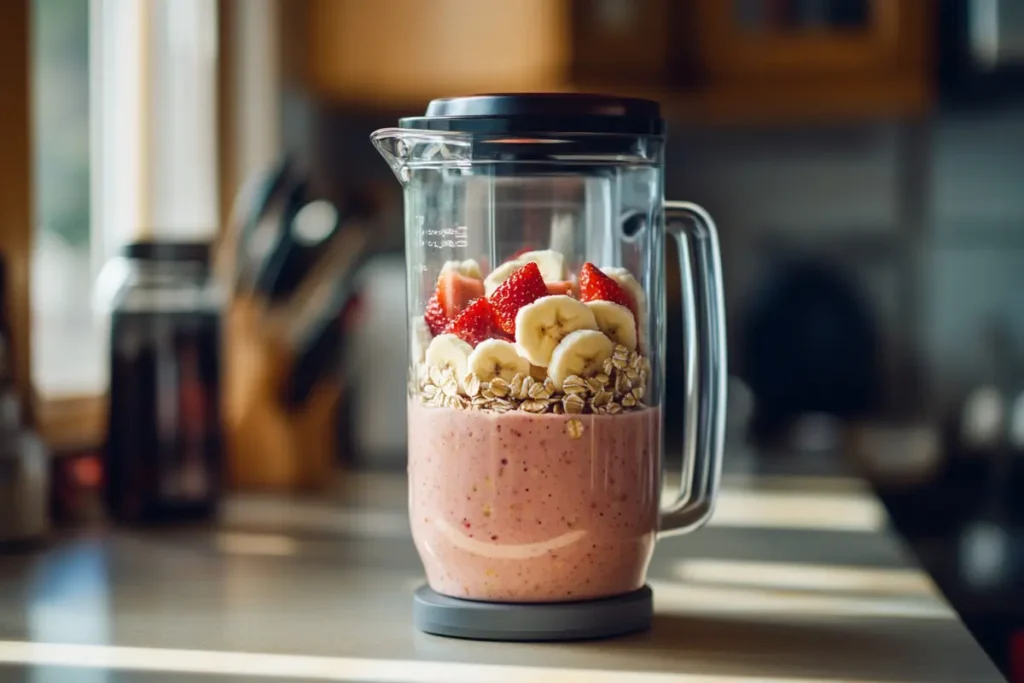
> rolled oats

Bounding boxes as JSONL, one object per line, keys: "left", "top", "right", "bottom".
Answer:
{"left": 416, "top": 351, "right": 652, "bottom": 415}
{"left": 566, "top": 418, "right": 584, "bottom": 439}
{"left": 527, "top": 381, "right": 549, "bottom": 399}
{"left": 519, "top": 376, "right": 535, "bottom": 399}
{"left": 563, "top": 394, "right": 585, "bottom": 414}
{"left": 629, "top": 352, "right": 642, "bottom": 372}
{"left": 489, "top": 377, "right": 510, "bottom": 397}
{"left": 520, "top": 399, "right": 549, "bottom": 414}
{"left": 464, "top": 373, "right": 482, "bottom": 398}
{"left": 509, "top": 373, "right": 526, "bottom": 397}
{"left": 562, "top": 375, "right": 588, "bottom": 395}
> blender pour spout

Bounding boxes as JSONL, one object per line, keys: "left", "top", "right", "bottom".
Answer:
{"left": 369, "top": 128, "right": 409, "bottom": 183}
{"left": 370, "top": 128, "right": 472, "bottom": 185}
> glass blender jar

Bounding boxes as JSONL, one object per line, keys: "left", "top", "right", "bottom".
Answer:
{"left": 372, "top": 94, "right": 726, "bottom": 640}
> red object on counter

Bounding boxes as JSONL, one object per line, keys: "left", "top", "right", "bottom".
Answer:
{"left": 1013, "top": 632, "right": 1024, "bottom": 682}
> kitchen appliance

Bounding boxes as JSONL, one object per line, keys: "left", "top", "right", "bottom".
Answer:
{"left": 742, "top": 257, "right": 883, "bottom": 443}
{"left": 101, "top": 241, "right": 224, "bottom": 523}
{"left": 371, "top": 93, "right": 726, "bottom": 641}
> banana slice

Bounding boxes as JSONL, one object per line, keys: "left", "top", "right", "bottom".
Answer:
{"left": 441, "top": 259, "right": 483, "bottom": 280}
{"left": 517, "top": 249, "right": 567, "bottom": 282}
{"left": 601, "top": 266, "right": 647, "bottom": 350}
{"left": 425, "top": 333, "right": 473, "bottom": 389}
{"left": 467, "top": 339, "right": 530, "bottom": 384}
{"left": 514, "top": 295, "right": 598, "bottom": 367}
{"left": 548, "top": 330, "right": 614, "bottom": 390}
{"left": 483, "top": 260, "right": 524, "bottom": 296}
{"left": 410, "top": 316, "right": 433, "bottom": 364}
{"left": 586, "top": 301, "right": 637, "bottom": 351}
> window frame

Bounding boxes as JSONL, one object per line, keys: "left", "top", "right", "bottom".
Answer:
{"left": 29, "top": 0, "right": 276, "bottom": 450}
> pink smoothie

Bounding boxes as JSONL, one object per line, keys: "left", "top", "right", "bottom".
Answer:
{"left": 408, "top": 401, "right": 661, "bottom": 602}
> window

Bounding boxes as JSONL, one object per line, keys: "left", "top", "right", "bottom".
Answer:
{"left": 32, "top": 0, "right": 219, "bottom": 400}
{"left": 32, "top": 0, "right": 94, "bottom": 396}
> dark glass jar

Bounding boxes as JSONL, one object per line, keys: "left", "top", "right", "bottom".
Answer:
{"left": 100, "top": 241, "right": 223, "bottom": 523}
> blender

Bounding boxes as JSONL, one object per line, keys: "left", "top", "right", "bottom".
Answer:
{"left": 371, "top": 94, "right": 726, "bottom": 640}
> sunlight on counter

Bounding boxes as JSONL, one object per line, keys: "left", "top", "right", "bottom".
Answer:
{"left": 672, "top": 559, "right": 937, "bottom": 597}
{"left": 0, "top": 641, "right": 906, "bottom": 683}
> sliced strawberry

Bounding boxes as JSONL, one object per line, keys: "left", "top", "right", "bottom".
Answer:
{"left": 489, "top": 262, "right": 548, "bottom": 336}
{"left": 579, "top": 263, "right": 634, "bottom": 313}
{"left": 424, "top": 293, "right": 450, "bottom": 336}
{"left": 545, "top": 280, "right": 576, "bottom": 297}
{"left": 446, "top": 297, "right": 495, "bottom": 346}
{"left": 437, "top": 269, "right": 485, "bottom": 318}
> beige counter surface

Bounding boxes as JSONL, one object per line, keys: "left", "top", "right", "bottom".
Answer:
{"left": 0, "top": 472, "right": 1003, "bottom": 682}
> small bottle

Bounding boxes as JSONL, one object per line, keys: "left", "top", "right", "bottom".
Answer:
{"left": 101, "top": 241, "right": 224, "bottom": 523}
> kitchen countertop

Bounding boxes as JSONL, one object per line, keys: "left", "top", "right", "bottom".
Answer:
{"left": 0, "top": 470, "right": 1003, "bottom": 682}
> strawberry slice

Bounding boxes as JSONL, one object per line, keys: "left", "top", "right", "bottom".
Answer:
{"left": 545, "top": 280, "right": 576, "bottom": 297}
{"left": 445, "top": 297, "right": 495, "bottom": 346}
{"left": 425, "top": 269, "right": 485, "bottom": 336}
{"left": 489, "top": 262, "right": 548, "bottom": 336}
{"left": 424, "top": 294, "right": 450, "bottom": 336}
{"left": 438, "top": 269, "right": 485, "bottom": 317}
{"left": 579, "top": 263, "right": 634, "bottom": 314}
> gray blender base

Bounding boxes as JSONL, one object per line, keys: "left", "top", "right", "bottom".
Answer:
{"left": 413, "top": 584, "right": 653, "bottom": 641}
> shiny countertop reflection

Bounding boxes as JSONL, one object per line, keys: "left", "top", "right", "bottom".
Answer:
{"left": 0, "top": 472, "right": 1003, "bottom": 682}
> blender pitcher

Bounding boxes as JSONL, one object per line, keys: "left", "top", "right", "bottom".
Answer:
{"left": 372, "top": 94, "right": 726, "bottom": 641}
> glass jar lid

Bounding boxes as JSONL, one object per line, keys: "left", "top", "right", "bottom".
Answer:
{"left": 399, "top": 93, "right": 664, "bottom": 137}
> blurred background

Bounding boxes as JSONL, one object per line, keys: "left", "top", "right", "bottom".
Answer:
{"left": 3, "top": 0, "right": 1023, "bottom": 675}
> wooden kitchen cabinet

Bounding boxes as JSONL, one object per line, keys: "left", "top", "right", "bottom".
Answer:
{"left": 693, "top": 0, "right": 930, "bottom": 80}
{"left": 292, "top": 0, "right": 568, "bottom": 107}
{"left": 286, "top": 0, "right": 934, "bottom": 124}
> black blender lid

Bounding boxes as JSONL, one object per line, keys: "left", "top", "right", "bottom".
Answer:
{"left": 399, "top": 93, "right": 664, "bottom": 136}
{"left": 121, "top": 240, "right": 210, "bottom": 263}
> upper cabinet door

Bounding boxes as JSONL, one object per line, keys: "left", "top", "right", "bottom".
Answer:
{"left": 299, "top": 0, "right": 569, "bottom": 105}
{"left": 695, "top": 0, "right": 929, "bottom": 78}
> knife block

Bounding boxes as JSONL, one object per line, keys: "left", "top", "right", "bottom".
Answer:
{"left": 223, "top": 296, "right": 340, "bottom": 492}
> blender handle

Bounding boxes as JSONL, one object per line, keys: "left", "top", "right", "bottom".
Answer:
{"left": 658, "top": 201, "right": 728, "bottom": 537}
